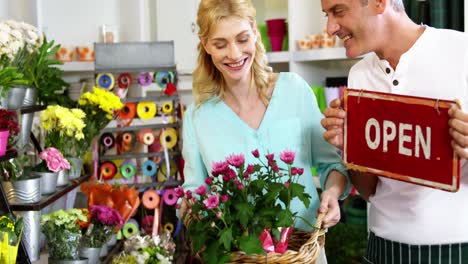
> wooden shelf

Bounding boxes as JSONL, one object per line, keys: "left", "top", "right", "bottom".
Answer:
{"left": 9, "top": 175, "right": 91, "bottom": 211}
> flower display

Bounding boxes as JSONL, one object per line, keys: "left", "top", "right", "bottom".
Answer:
{"left": 36, "top": 147, "right": 71, "bottom": 173}
{"left": 179, "top": 149, "right": 312, "bottom": 264}
{"left": 112, "top": 234, "right": 175, "bottom": 264}
{"left": 77, "top": 87, "right": 124, "bottom": 155}
{"left": 0, "top": 20, "right": 42, "bottom": 61}
{"left": 0, "top": 109, "right": 19, "bottom": 149}
{"left": 40, "top": 105, "right": 86, "bottom": 157}
{"left": 0, "top": 214, "right": 24, "bottom": 264}
{"left": 80, "top": 205, "right": 123, "bottom": 248}
{"left": 41, "top": 209, "right": 88, "bottom": 260}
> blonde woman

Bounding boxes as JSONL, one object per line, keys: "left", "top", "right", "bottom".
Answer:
{"left": 181, "top": 0, "right": 350, "bottom": 261}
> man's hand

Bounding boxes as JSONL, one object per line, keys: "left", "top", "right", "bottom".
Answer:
{"left": 321, "top": 98, "right": 346, "bottom": 150}
{"left": 449, "top": 105, "right": 468, "bottom": 159}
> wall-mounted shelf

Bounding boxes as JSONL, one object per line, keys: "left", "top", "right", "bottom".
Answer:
{"left": 56, "top": 61, "right": 95, "bottom": 72}
{"left": 101, "top": 121, "right": 180, "bottom": 133}
{"left": 123, "top": 95, "right": 179, "bottom": 103}
{"left": 99, "top": 150, "right": 180, "bottom": 161}
{"left": 293, "top": 47, "right": 353, "bottom": 62}
{"left": 9, "top": 174, "right": 91, "bottom": 211}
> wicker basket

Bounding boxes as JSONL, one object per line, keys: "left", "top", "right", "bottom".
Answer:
{"left": 227, "top": 212, "right": 326, "bottom": 264}
{"left": 188, "top": 212, "right": 326, "bottom": 264}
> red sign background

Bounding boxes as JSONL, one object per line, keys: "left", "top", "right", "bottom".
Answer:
{"left": 344, "top": 89, "right": 460, "bottom": 192}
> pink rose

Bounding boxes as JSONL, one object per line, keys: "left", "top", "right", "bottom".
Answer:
{"left": 203, "top": 195, "right": 219, "bottom": 210}
{"left": 227, "top": 153, "right": 245, "bottom": 168}
{"left": 280, "top": 150, "right": 295, "bottom": 164}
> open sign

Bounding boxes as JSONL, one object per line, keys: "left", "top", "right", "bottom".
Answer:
{"left": 343, "top": 88, "right": 460, "bottom": 192}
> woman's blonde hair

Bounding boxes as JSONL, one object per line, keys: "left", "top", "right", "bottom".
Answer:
{"left": 193, "top": 0, "right": 273, "bottom": 108}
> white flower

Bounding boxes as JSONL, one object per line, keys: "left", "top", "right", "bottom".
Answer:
{"left": 9, "top": 29, "right": 22, "bottom": 40}
{"left": 0, "top": 31, "right": 9, "bottom": 44}
{"left": 26, "top": 30, "right": 38, "bottom": 42}
{"left": 152, "top": 235, "right": 161, "bottom": 246}
{"left": 0, "top": 23, "right": 11, "bottom": 34}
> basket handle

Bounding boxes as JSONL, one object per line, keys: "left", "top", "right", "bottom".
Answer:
{"left": 314, "top": 211, "right": 327, "bottom": 230}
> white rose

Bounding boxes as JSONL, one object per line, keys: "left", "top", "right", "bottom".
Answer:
{"left": 0, "top": 23, "right": 11, "bottom": 34}
{"left": 10, "top": 29, "right": 22, "bottom": 41}
{"left": 26, "top": 30, "right": 38, "bottom": 42}
{"left": 19, "top": 21, "right": 37, "bottom": 32}
{"left": 5, "top": 20, "right": 20, "bottom": 30}
{"left": 0, "top": 31, "right": 9, "bottom": 44}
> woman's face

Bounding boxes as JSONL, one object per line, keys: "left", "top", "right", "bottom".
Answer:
{"left": 203, "top": 16, "right": 257, "bottom": 84}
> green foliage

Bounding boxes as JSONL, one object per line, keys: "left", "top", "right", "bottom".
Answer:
{"left": 0, "top": 214, "right": 23, "bottom": 246}
{"left": 0, "top": 66, "right": 28, "bottom": 97}
{"left": 326, "top": 222, "right": 368, "bottom": 264}
{"left": 20, "top": 38, "right": 72, "bottom": 106}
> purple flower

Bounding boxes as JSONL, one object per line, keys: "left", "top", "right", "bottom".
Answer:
{"left": 90, "top": 205, "right": 123, "bottom": 227}
{"left": 297, "top": 168, "right": 304, "bottom": 175}
{"left": 205, "top": 177, "right": 214, "bottom": 185}
{"left": 203, "top": 195, "right": 219, "bottom": 210}
{"left": 174, "top": 186, "right": 184, "bottom": 198}
{"left": 265, "top": 153, "right": 274, "bottom": 161}
{"left": 251, "top": 149, "right": 259, "bottom": 158}
{"left": 221, "top": 194, "right": 229, "bottom": 202}
{"left": 211, "top": 161, "right": 229, "bottom": 176}
{"left": 291, "top": 167, "right": 298, "bottom": 176}
{"left": 195, "top": 185, "right": 207, "bottom": 196}
{"left": 246, "top": 164, "right": 254, "bottom": 174}
{"left": 227, "top": 153, "right": 245, "bottom": 168}
{"left": 280, "top": 150, "right": 295, "bottom": 164}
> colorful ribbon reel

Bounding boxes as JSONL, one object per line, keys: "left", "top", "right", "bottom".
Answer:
{"left": 138, "top": 129, "right": 156, "bottom": 145}
{"left": 100, "top": 132, "right": 115, "bottom": 149}
{"left": 154, "top": 71, "right": 175, "bottom": 89}
{"left": 119, "top": 103, "right": 136, "bottom": 120}
{"left": 138, "top": 72, "right": 153, "bottom": 86}
{"left": 136, "top": 102, "right": 157, "bottom": 120}
{"left": 117, "top": 73, "right": 133, "bottom": 89}
{"left": 161, "top": 101, "right": 173, "bottom": 114}
{"left": 100, "top": 161, "right": 117, "bottom": 180}
{"left": 159, "top": 128, "right": 178, "bottom": 149}
{"left": 120, "top": 159, "right": 137, "bottom": 179}
{"left": 96, "top": 73, "right": 115, "bottom": 90}
{"left": 118, "top": 131, "right": 136, "bottom": 152}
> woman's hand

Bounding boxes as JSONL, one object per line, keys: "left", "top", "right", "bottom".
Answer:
{"left": 318, "top": 189, "right": 341, "bottom": 228}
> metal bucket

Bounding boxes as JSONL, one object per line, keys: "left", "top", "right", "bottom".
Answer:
{"left": 35, "top": 171, "right": 58, "bottom": 195}
{"left": 57, "top": 170, "right": 70, "bottom": 187}
{"left": 14, "top": 210, "right": 41, "bottom": 262}
{"left": 68, "top": 157, "right": 83, "bottom": 179}
{"left": 79, "top": 247, "right": 101, "bottom": 264}
{"left": 0, "top": 86, "right": 27, "bottom": 109}
{"left": 6, "top": 176, "right": 42, "bottom": 203}
{"left": 17, "top": 87, "right": 38, "bottom": 149}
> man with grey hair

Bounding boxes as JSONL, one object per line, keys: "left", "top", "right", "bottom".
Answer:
{"left": 321, "top": 0, "right": 468, "bottom": 263}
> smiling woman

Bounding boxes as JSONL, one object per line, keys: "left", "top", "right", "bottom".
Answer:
{"left": 181, "top": 0, "right": 350, "bottom": 263}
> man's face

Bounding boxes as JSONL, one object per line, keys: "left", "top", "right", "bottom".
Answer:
{"left": 203, "top": 16, "right": 257, "bottom": 84}
{"left": 321, "top": 0, "right": 378, "bottom": 58}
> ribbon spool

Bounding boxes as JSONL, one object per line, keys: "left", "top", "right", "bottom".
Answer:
{"left": 154, "top": 71, "right": 175, "bottom": 89}
{"left": 156, "top": 159, "right": 177, "bottom": 182}
{"left": 119, "top": 131, "right": 136, "bottom": 152}
{"left": 159, "top": 128, "right": 178, "bottom": 149}
{"left": 100, "top": 132, "right": 115, "bottom": 149}
{"left": 142, "top": 160, "right": 157, "bottom": 177}
{"left": 120, "top": 160, "right": 137, "bottom": 179}
{"left": 163, "top": 223, "right": 174, "bottom": 234}
{"left": 119, "top": 103, "right": 136, "bottom": 120}
{"left": 138, "top": 72, "right": 153, "bottom": 86}
{"left": 142, "top": 189, "right": 160, "bottom": 210}
{"left": 139, "top": 129, "right": 155, "bottom": 145}
{"left": 136, "top": 102, "right": 157, "bottom": 120}
{"left": 123, "top": 219, "right": 140, "bottom": 238}
{"left": 117, "top": 73, "right": 133, "bottom": 89}
{"left": 100, "top": 161, "right": 117, "bottom": 180}
{"left": 162, "top": 188, "right": 178, "bottom": 206}
{"left": 161, "top": 101, "right": 173, "bottom": 114}
{"left": 96, "top": 73, "right": 115, "bottom": 90}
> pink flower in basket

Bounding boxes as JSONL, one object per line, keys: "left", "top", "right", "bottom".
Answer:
{"left": 39, "top": 147, "right": 71, "bottom": 172}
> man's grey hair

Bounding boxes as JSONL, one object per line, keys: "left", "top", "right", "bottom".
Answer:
{"left": 361, "top": 0, "right": 405, "bottom": 12}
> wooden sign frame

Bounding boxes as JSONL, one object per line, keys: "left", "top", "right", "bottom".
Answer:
{"left": 343, "top": 88, "right": 460, "bottom": 192}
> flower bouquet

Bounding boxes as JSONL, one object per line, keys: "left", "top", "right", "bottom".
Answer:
{"left": 40, "top": 105, "right": 86, "bottom": 157}
{"left": 77, "top": 87, "right": 123, "bottom": 156}
{"left": 0, "top": 109, "right": 19, "bottom": 154}
{"left": 0, "top": 214, "right": 23, "bottom": 264}
{"left": 41, "top": 208, "right": 88, "bottom": 261}
{"left": 34, "top": 147, "right": 71, "bottom": 173}
{"left": 111, "top": 234, "right": 176, "bottom": 264}
{"left": 180, "top": 149, "right": 326, "bottom": 264}
{"left": 80, "top": 205, "right": 123, "bottom": 248}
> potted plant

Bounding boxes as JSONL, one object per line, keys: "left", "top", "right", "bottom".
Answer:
{"left": 179, "top": 149, "right": 316, "bottom": 264}
{"left": 41, "top": 208, "right": 88, "bottom": 263}
{"left": 0, "top": 20, "right": 42, "bottom": 109}
{"left": 32, "top": 147, "right": 71, "bottom": 195}
{"left": 0, "top": 214, "right": 24, "bottom": 264}
{"left": 78, "top": 205, "right": 123, "bottom": 264}
{"left": 40, "top": 105, "right": 86, "bottom": 185}
{"left": 0, "top": 109, "right": 19, "bottom": 156}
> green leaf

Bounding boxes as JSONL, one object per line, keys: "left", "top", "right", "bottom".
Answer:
{"left": 234, "top": 202, "right": 254, "bottom": 227}
{"left": 290, "top": 183, "right": 311, "bottom": 208}
{"left": 239, "top": 236, "right": 265, "bottom": 255}
{"left": 276, "top": 210, "right": 293, "bottom": 227}
{"left": 219, "top": 228, "right": 233, "bottom": 250}
{"left": 204, "top": 241, "right": 221, "bottom": 264}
